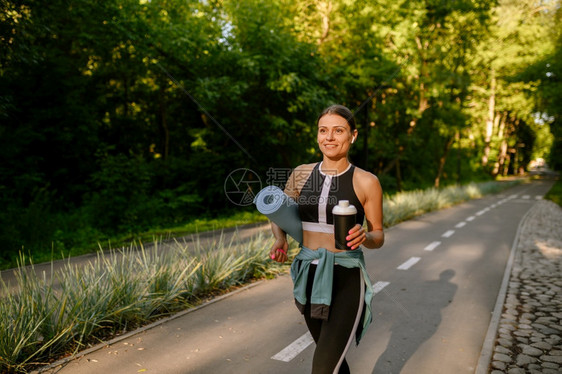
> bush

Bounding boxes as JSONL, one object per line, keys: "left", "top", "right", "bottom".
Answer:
{"left": 0, "top": 187, "right": 62, "bottom": 267}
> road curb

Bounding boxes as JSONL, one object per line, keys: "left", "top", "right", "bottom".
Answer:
{"left": 474, "top": 202, "right": 535, "bottom": 374}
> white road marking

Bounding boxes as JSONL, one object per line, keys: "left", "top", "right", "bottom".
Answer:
{"left": 424, "top": 241, "right": 441, "bottom": 251}
{"left": 535, "top": 195, "right": 543, "bottom": 200}
{"left": 442, "top": 230, "right": 455, "bottom": 238}
{"left": 522, "top": 195, "right": 530, "bottom": 199}
{"left": 455, "top": 222, "right": 466, "bottom": 228}
{"left": 466, "top": 216, "right": 475, "bottom": 221}
{"left": 271, "top": 332, "right": 314, "bottom": 362}
{"left": 397, "top": 257, "right": 421, "bottom": 270}
{"left": 373, "top": 281, "right": 390, "bottom": 294}
{"left": 475, "top": 209, "right": 487, "bottom": 216}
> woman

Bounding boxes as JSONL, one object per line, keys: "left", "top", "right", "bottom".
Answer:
{"left": 270, "top": 104, "right": 385, "bottom": 373}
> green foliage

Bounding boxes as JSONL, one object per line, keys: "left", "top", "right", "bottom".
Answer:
{"left": 519, "top": 2, "right": 562, "bottom": 170}
{"left": 545, "top": 178, "right": 562, "bottom": 207}
{"left": 0, "top": 0, "right": 559, "bottom": 266}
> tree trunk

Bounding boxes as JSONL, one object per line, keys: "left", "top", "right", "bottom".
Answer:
{"left": 396, "top": 157, "right": 402, "bottom": 191}
{"left": 158, "top": 85, "right": 169, "bottom": 160}
{"left": 456, "top": 131, "right": 462, "bottom": 183}
{"left": 494, "top": 139, "right": 508, "bottom": 176}
{"left": 482, "top": 70, "right": 496, "bottom": 167}
{"left": 434, "top": 134, "right": 456, "bottom": 188}
{"left": 362, "top": 103, "right": 370, "bottom": 169}
{"left": 493, "top": 114, "right": 509, "bottom": 176}
{"left": 318, "top": 1, "right": 333, "bottom": 44}
{"left": 382, "top": 157, "right": 397, "bottom": 175}
{"left": 123, "top": 76, "right": 130, "bottom": 118}
{"left": 409, "top": 36, "right": 430, "bottom": 133}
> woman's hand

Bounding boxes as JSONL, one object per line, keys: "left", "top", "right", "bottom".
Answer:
{"left": 346, "top": 224, "right": 366, "bottom": 250}
{"left": 269, "top": 238, "right": 289, "bottom": 262}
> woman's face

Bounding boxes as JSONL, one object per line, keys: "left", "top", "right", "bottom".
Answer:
{"left": 317, "top": 113, "right": 357, "bottom": 159}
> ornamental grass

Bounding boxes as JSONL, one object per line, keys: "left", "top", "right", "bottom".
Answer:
{"left": 382, "top": 180, "right": 521, "bottom": 227}
{"left": 0, "top": 231, "right": 286, "bottom": 373}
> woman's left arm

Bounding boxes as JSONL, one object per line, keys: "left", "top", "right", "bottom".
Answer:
{"left": 347, "top": 171, "right": 384, "bottom": 250}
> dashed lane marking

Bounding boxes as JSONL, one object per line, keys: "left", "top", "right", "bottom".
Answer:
{"left": 455, "top": 222, "right": 466, "bottom": 228}
{"left": 475, "top": 209, "right": 487, "bottom": 216}
{"left": 397, "top": 257, "right": 421, "bottom": 270}
{"left": 271, "top": 332, "right": 314, "bottom": 362}
{"left": 442, "top": 230, "right": 455, "bottom": 238}
{"left": 424, "top": 241, "right": 441, "bottom": 251}
{"left": 373, "top": 281, "right": 390, "bottom": 294}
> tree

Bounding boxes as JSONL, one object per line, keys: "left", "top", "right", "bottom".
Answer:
{"left": 470, "top": 0, "right": 558, "bottom": 176}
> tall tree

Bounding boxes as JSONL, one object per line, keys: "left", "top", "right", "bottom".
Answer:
{"left": 470, "top": 0, "right": 557, "bottom": 176}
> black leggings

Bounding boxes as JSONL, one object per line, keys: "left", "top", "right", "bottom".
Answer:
{"left": 303, "top": 265, "right": 364, "bottom": 374}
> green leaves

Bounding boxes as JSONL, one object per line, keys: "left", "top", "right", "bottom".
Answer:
{"left": 0, "top": 0, "right": 559, "bottom": 267}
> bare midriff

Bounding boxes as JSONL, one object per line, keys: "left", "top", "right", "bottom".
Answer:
{"left": 302, "top": 230, "right": 349, "bottom": 253}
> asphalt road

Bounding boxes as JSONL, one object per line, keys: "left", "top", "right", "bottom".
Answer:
{"left": 39, "top": 179, "right": 554, "bottom": 374}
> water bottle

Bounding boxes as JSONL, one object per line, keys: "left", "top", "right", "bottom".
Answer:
{"left": 332, "top": 200, "right": 357, "bottom": 250}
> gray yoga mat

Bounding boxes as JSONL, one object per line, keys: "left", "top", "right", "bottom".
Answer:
{"left": 254, "top": 186, "right": 303, "bottom": 244}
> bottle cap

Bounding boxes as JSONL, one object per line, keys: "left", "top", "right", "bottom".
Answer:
{"left": 332, "top": 200, "right": 357, "bottom": 215}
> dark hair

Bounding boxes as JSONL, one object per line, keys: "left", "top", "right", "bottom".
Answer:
{"left": 316, "top": 104, "right": 356, "bottom": 131}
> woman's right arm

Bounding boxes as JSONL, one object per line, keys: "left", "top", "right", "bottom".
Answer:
{"left": 268, "top": 163, "right": 314, "bottom": 262}
{"left": 269, "top": 222, "right": 289, "bottom": 262}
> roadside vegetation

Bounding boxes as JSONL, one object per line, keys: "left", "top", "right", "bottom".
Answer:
{"left": 0, "top": 210, "right": 269, "bottom": 271}
{"left": 544, "top": 177, "right": 562, "bottom": 206}
{"left": 0, "top": 179, "right": 523, "bottom": 373}
{"left": 0, "top": 233, "right": 288, "bottom": 373}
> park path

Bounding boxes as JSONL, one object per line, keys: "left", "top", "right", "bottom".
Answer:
{"left": 35, "top": 179, "right": 557, "bottom": 374}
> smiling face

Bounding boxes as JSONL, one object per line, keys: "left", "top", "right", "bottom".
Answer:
{"left": 317, "top": 113, "right": 358, "bottom": 160}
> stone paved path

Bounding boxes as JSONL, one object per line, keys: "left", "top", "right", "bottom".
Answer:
{"left": 489, "top": 199, "right": 562, "bottom": 374}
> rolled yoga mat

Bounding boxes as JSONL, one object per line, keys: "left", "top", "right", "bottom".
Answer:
{"left": 254, "top": 186, "right": 303, "bottom": 244}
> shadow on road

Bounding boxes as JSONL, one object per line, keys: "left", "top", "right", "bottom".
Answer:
{"left": 372, "top": 269, "right": 457, "bottom": 374}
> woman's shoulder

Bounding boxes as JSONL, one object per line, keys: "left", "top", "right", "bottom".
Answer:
{"left": 290, "top": 163, "right": 318, "bottom": 181}
{"left": 353, "top": 166, "right": 380, "bottom": 181}
{"left": 353, "top": 166, "right": 382, "bottom": 189}
{"left": 285, "top": 163, "right": 318, "bottom": 198}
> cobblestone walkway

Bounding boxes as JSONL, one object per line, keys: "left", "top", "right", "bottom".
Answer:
{"left": 489, "top": 199, "right": 562, "bottom": 374}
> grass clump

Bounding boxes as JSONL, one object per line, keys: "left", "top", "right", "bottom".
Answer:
{"left": 544, "top": 177, "right": 562, "bottom": 206}
{"left": 382, "top": 180, "right": 521, "bottom": 227}
{"left": 0, "top": 231, "right": 287, "bottom": 373}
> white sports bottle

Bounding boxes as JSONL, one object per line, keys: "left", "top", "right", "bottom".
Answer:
{"left": 332, "top": 200, "right": 357, "bottom": 250}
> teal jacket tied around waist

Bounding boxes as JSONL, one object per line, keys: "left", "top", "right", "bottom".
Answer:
{"left": 290, "top": 246, "right": 374, "bottom": 344}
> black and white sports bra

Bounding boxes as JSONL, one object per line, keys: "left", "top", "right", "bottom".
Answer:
{"left": 297, "top": 162, "right": 365, "bottom": 233}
